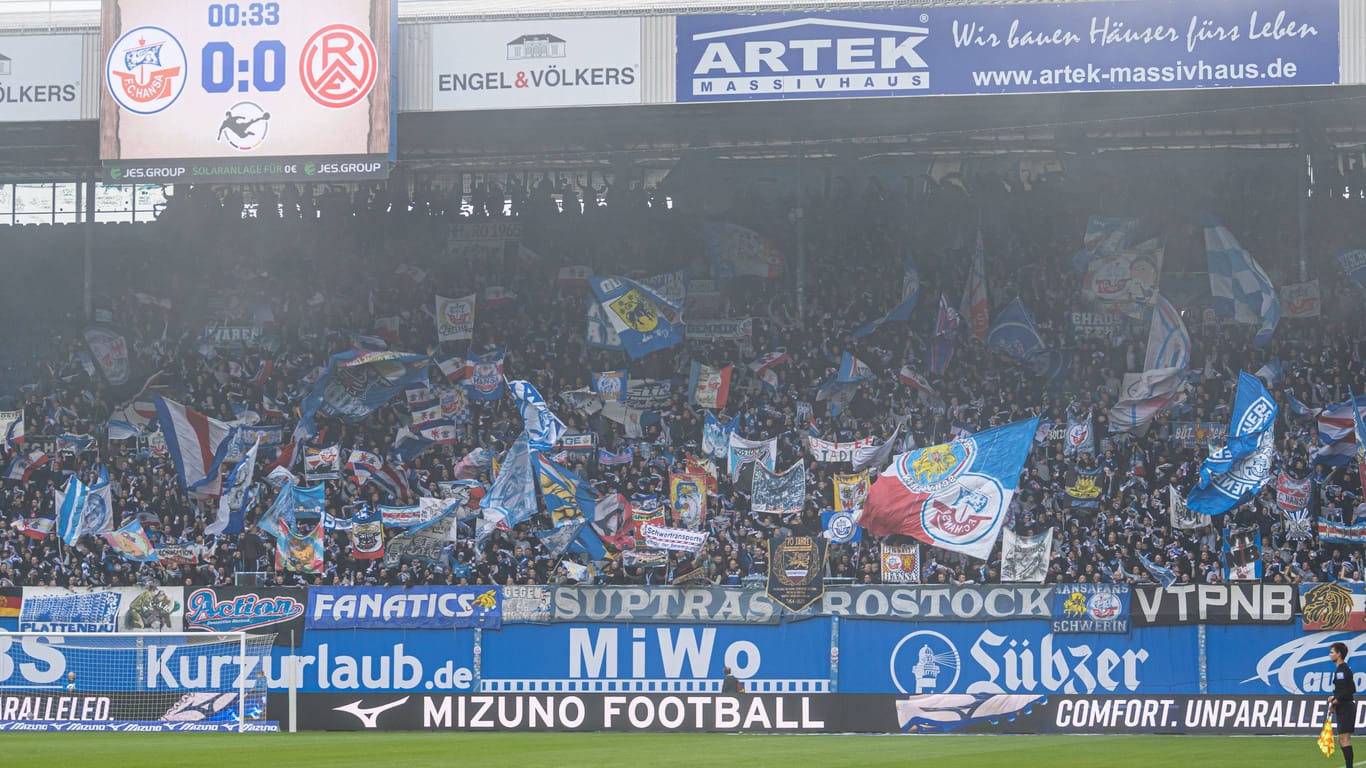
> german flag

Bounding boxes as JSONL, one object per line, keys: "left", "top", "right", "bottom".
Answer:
{"left": 0, "top": 591, "right": 20, "bottom": 618}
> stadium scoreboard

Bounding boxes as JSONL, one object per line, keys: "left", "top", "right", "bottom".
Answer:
{"left": 99, "top": 0, "right": 393, "bottom": 183}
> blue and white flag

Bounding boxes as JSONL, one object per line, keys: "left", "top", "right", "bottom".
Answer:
{"left": 822, "top": 509, "right": 863, "bottom": 544}
{"left": 209, "top": 437, "right": 259, "bottom": 536}
{"left": 508, "top": 380, "right": 567, "bottom": 452}
{"left": 1063, "top": 413, "right": 1095, "bottom": 458}
{"left": 534, "top": 453, "right": 599, "bottom": 527}
{"left": 55, "top": 472, "right": 114, "bottom": 546}
{"left": 297, "top": 350, "right": 431, "bottom": 436}
{"left": 1139, "top": 553, "right": 1178, "bottom": 588}
{"left": 702, "top": 411, "right": 738, "bottom": 460}
{"left": 154, "top": 397, "right": 237, "bottom": 495}
{"left": 862, "top": 417, "right": 1040, "bottom": 560}
{"left": 1205, "top": 217, "right": 1278, "bottom": 349}
{"left": 598, "top": 447, "right": 634, "bottom": 466}
{"left": 1144, "top": 292, "right": 1190, "bottom": 371}
{"left": 483, "top": 433, "right": 536, "bottom": 528}
{"left": 592, "top": 370, "right": 628, "bottom": 402}
{"left": 853, "top": 287, "right": 919, "bottom": 339}
{"left": 258, "top": 482, "right": 326, "bottom": 537}
{"left": 1312, "top": 396, "right": 1366, "bottom": 466}
{"left": 986, "top": 298, "right": 1044, "bottom": 361}
{"left": 585, "top": 302, "right": 625, "bottom": 351}
{"left": 1339, "top": 250, "right": 1366, "bottom": 297}
{"left": 835, "top": 352, "right": 875, "bottom": 383}
{"left": 464, "top": 348, "right": 506, "bottom": 401}
{"left": 588, "top": 276, "right": 685, "bottom": 359}
{"left": 1187, "top": 371, "right": 1277, "bottom": 515}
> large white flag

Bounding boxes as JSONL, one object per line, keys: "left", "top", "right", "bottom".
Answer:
{"left": 435, "top": 294, "right": 477, "bottom": 342}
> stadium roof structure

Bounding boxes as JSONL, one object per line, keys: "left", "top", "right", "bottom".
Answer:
{"left": 0, "top": 0, "right": 1097, "bottom": 30}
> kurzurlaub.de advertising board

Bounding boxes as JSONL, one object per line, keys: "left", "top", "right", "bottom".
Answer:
{"left": 676, "top": 0, "right": 1338, "bottom": 103}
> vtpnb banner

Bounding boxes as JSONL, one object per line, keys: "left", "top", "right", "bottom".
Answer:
{"left": 100, "top": 0, "right": 393, "bottom": 181}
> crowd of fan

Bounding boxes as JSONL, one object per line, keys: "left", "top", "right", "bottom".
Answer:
{"left": 1, "top": 159, "right": 1365, "bottom": 592}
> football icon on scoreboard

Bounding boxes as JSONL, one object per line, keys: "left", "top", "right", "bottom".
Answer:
{"left": 217, "top": 101, "right": 271, "bottom": 151}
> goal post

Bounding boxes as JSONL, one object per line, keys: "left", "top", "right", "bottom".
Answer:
{"left": 0, "top": 631, "right": 279, "bottom": 732}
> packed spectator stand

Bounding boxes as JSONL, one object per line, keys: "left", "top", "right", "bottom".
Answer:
{"left": 2, "top": 156, "right": 1365, "bottom": 592}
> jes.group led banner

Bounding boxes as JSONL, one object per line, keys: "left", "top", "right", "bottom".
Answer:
{"left": 99, "top": 0, "right": 392, "bottom": 182}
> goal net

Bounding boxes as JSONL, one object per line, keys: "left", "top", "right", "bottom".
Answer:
{"left": 0, "top": 632, "right": 277, "bottom": 732}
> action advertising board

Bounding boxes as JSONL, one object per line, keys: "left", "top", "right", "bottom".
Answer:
{"left": 432, "top": 18, "right": 641, "bottom": 110}
{"left": 0, "top": 35, "right": 85, "bottom": 122}
{"left": 99, "top": 0, "right": 393, "bottom": 182}
{"left": 676, "top": 0, "right": 1339, "bottom": 103}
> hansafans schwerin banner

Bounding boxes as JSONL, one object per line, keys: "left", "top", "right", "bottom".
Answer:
{"left": 861, "top": 417, "right": 1038, "bottom": 559}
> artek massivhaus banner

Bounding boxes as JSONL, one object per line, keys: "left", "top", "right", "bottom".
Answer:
{"left": 676, "top": 0, "right": 1340, "bottom": 103}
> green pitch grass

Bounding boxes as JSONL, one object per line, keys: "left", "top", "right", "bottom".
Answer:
{"left": 0, "top": 732, "right": 1338, "bottom": 767}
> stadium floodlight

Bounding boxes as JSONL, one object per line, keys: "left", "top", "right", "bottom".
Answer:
{"left": 0, "top": 632, "right": 278, "bottom": 733}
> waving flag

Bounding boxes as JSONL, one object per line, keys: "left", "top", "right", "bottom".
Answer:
{"left": 854, "top": 284, "right": 919, "bottom": 339}
{"left": 297, "top": 350, "right": 431, "bottom": 436}
{"left": 1139, "top": 553, "right": 1178, "bottom": 589}
{"left": 209, "top": 437, "right": 259, "bottom": 536}
{"left": 13, "top": 518, "right": 54, "bottom": 540}
{"left": 1107, "top": 367, "right": 1184, "bottom": 434}
{"left": 534, "top": 453, "right": 599, "bottom": 527}
{"left": 1311, "top": 396, "right": 1366, "bottom": 466}
{"left": 751, "top": 461, "right": 806, "bottom": 515}
{"left": 835, "top": 353, "right": 876, "bottom": 383}
{"left": 464, "top": 348, "right": 506, "bottom": 401}
{"left": 5, "top": 450, "right": 49, "bottom": 483}
{"left": 1063, "top": 413, "right": 1095, "bottom": 458}
{"left": 509, "top": 380, "right": 567, "bottom": 452}
{"left": 861, "top": 417, "right": 1038, "bottom": 560}
{"left": 435, "top": 294, "right": 476, "bottom": 342}
{"left": 592, "top": 370, "right": 628, "bottom": 403}
{"left": 102, "top": 520, "right": 159, "bottom": 562}
{"left": 986, "top": 298, "right": 1043, "bottom": 361}
{"left": 1187, "top": 372, "right": 1278, "bottom": 515}
{"left": 702, "top": 411, "right": 738, "bottom": 460}
{"left": 56, "top": 470, "right": 114, "bottom": 546}
{"left": 961, "top": 231, "right": 989, "bottom": 343}
{"left": 748, "top": 349, "right": 790, "bottom": 390}
{"left": 589, "top": 276, "right": 685, "bottom": 359}
{"left": 0, "top": 410, "right": 22, "bottom": 448}
{"left": 1205, "top": 217, "right": 1278, "bottom": 348}
{"left": 483, "top": 433, "right": 536, "bottom": 528}
{"left": 929, "top": 294, "right": 959, "bottom": 376}
{"left": 703, "top": 221, "right": 785, "bottom": 280}
{"left": 1000, "top": 528, "right": 1053, "bottom": 583}
{"left": 688, "top": 362, "right": 732, "bottom": 410}
{"left": 1353, "top": 389, "right": 1366, "bottom": 495}
{"left": 350, "top": 504, "right": 384, "bottom": 560}
{"left": 154, "top": 397, "right": 237, "bottom": 494}
{"left": 276, "top": 519, "right": 325, "bottom": 574}
{"left": 727, "top": 433, "right": 777, "bottom": 482}
{"left": 1144, "top": 292, "right": 1190, "bottom": 371}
